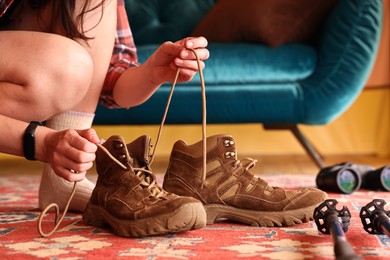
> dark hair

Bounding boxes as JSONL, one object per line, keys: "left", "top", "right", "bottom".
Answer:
{"left": 0, "top": 0, "right": 106, "bottom": 41}
{"left": 48, "top": 0, "right": 106, "bottom": 41}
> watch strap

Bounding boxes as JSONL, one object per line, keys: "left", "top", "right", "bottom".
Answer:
{"left": 23, "top": 121, "right": 42, "bottom": 160}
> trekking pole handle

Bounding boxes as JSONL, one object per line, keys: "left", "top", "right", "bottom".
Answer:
{"left": 314, "top": 199, "right": 362, "bottom": 260}
{"left": 360, "top": 199, "right": 390, "bottom": 237}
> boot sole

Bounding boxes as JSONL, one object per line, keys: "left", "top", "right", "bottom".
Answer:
{"left": 83, "top": 202, "right": 206, "bottom": 237}
{"left": 204, "top": 204, "right": 317, "bottom": 227}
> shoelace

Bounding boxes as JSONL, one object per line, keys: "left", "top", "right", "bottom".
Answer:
{"left": 234, "top": 158, "right": 258, "bottom": 171}
{"left": 149, "top": 49, "right": 207, "bottom": 183}
{"left": 37, "top": 142, "right": 126, "bottom": 237}
{"left": 37, "top": 48, "right": 207, "bottom": 237}
{"left": 230, "top": 158, "right": 258, "bottom": 177}
{"left": 97, "top": 141, "right": 165, "bottom": 198}
{"left": 134, "top": 168, "right": 166, "bottom": 198}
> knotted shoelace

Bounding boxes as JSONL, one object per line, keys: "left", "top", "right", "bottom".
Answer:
{"left": 37, "top": 48, "right": 207, "bottom": 237}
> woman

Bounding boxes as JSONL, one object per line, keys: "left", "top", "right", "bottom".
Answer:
{"left": 0, "top": 0, "right": 209, "bottom": 212}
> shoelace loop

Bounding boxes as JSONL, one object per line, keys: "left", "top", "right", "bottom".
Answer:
{"left": 149, "top": 48, "right": 207, "bottom": 187}
{"left": 37, "top": 182, "right": 77, "bottom": 238}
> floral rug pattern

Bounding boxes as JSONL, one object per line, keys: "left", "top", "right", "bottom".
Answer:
{"left": 0, "top": 174, "right": 389, "bottom": 259}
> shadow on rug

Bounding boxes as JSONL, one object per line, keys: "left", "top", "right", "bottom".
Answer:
{"left": 0, "top": 174, "right": 389, "bottom": 260}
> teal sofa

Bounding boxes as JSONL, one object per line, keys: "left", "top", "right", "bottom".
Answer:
{"left": 94, "top": 0, "right": 383, "bottom": 167}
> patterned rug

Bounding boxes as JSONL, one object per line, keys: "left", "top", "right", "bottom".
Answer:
{"left": 0, "top": 174, "right": 389, "bottom": 260}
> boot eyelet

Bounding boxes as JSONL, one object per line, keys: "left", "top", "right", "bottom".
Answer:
{"left": 118, "top": 154, "right": 126, "bottom": 160}
{"left": 225, "top": 152, "right": 235, "bottom": 158}
{"left": 114, "top": 143, "right": 124, "bottom": 149}
{"left": 224, "top": 140, "right": 235, "bottom": 147}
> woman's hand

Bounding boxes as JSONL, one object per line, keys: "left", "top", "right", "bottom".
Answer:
{"left": 41, "top": 128, "right": 99, "bottom": 182}
{"left": 112, "top": 36, "right": 209, "bottom": 108}
{"left": 148, "top": 36, "right": 210, "bottom": 85}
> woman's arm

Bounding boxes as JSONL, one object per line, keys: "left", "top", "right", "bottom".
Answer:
{"left": 0, "top": 114, "right": 99, "bottom": 182}
{"left": 0, "top": 114, "right": 34, "bottom": 157}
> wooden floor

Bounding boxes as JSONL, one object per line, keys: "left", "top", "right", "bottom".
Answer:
{"left": 1, "top": 154, "right": 390, "bottom": 177}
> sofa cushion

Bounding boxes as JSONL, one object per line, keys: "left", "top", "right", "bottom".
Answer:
{"left": 137, "top": 43, "right": 317, "bottom": 85}
{"left": 191, "top": 0, "right": 339, "bottom": 47}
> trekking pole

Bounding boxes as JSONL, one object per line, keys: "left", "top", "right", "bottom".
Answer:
{"left": 360, "top": 199, "right": 390, "bottom": 237}
{"left": 314, "top": 199, "right": 362, "bottom": 260}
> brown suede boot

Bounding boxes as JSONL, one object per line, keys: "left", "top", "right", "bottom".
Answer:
{"left": 83, "top": 135, "right": 206, "bottom": 237}
{"left": 163, "top": 134, "right": 328, "bottom": 227}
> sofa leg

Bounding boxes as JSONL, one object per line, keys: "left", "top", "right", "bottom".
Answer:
{"left": 263, "top": 124, "right": 324, "bottom": 169}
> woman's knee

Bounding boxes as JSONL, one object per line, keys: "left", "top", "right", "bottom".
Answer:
{"left": 37, "top": 36, "right": 94, "bottom": 111}
{"left": 0, "top": 31, "right": 95, "bottom": 121}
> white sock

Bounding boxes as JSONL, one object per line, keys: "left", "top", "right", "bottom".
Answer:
{"left": 39, "top": 111, "right": 96, "bottom": 212}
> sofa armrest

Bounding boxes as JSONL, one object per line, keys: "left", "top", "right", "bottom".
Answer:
{"left": 299, "top": 0, "right": 382, "bottom": 124}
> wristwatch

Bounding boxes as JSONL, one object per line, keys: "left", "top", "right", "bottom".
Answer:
{"left": 23, "top": 121, "right": 42, "bottom": 160}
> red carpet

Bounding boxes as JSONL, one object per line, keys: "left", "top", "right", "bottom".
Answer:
{"left": 0, "top": 174, "right": 389, "bottom": 259}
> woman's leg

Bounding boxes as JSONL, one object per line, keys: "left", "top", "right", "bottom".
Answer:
{"left": 0, "top": 30, "right": 96, "bottom": 211}
{"left": 39, "top": 111, "right": 97, "bottom": 211}
{"left": 38, "top": 0, "right": 118, "bottom": 212}
{"left": 1, "top": 0, "right": 117, "bottom": 212}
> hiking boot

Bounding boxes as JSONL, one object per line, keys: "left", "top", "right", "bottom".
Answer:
{"left": 163, "top": 134, "right": 328, "bottom": 227}
{"left": 83, "top": 135, "right": 206, "bottom": 237}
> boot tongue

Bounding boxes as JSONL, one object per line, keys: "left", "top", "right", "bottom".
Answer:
{"left": 126, "top": 135, "right": 152, "bottom": 168}
{"left": 96, "top": 135, "right": 133, "bottom": 177}
{"left": 126, "top": 135, "right": 165, "bottom": 197}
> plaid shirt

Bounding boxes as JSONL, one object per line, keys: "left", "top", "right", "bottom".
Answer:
{"left": 0, "top": 0, "right": 138, "bottom": 108}
{"left": 101, "top": 0, "right": 138, "bottom": 108}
